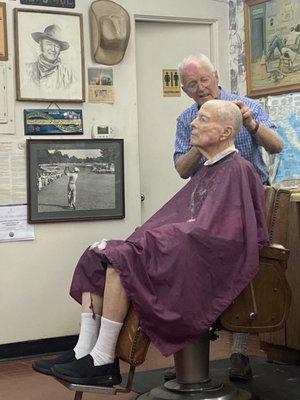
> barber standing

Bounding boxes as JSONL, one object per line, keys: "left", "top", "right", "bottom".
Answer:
{"left": 174, "top": 54, "right": 283, "bottom": 184}
{"left": 164, "top": 54, "right": 283, "bottom": 382}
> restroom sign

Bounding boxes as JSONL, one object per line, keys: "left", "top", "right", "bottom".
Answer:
{"left": 162, "top": 69, "right": 181, "bottom": 97}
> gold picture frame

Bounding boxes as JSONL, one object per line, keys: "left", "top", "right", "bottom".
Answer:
{"left": 244, "top": 0, "right": 300, "bottom": 97}
{"left": 0, "top": 2, "right": 8, "bottom": 61}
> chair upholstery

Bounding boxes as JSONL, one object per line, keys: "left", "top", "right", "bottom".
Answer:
{"left": 116, "top": 307, "right": 150, "bottom": 366}
{"left": 220, "top": 188, "right": 291, "bottom": 333}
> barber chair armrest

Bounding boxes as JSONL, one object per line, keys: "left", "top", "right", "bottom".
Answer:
{"left": 260, "top": 244, "right": 290, "bottom": 262}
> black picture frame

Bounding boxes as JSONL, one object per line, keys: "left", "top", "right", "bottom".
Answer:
{"left": 20, "top": 0, "right": 75, "bottom": 8}
{"left": 27, "top": 139, "right": 125, "bottom": 223}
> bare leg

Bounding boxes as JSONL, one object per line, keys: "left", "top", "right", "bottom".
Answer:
{"left": 89, "top": 266, "right": 129, "bottom": 366}
{"left": 82, "top": 291, "right": 103, "bottom": 315}
{"left": 102, "top": 266, "right": 130, "bottom": 322}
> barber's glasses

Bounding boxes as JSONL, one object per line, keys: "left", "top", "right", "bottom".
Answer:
{"left": 184, "top": 76, "right": 213, "bottom": 93}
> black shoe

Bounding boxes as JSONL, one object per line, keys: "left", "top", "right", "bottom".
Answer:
{"left": 164, "top": 366, "right": 176, "bottom": 381}
{"left": 229, "top": 353, "right": 253, "bottom": 381}
{"left": 51, "top": 355, "right": 122, "bottom": 386}
{"left": 32, "top": 350, "right": 76, "bottom": 376}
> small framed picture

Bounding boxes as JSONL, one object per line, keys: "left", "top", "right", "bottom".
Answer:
{"left": 0, "top": 2, "right": 8, "bottom": 61}
{"left": 14, "top": 8, "right": 85, "bottom": 102}
{"left": 244, "top": 0, "right": 300, "bottom": 97}
{"left": 24, "top": 109, "right": 83, "bottom": 135}
{"left": 27, "top": 139, "right": 125, "bottom": 223}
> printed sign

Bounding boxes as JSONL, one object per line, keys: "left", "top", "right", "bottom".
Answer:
{"left": 24, "top": 109, "right": 83, "bottom": 135}
{"left": 20, "top": 0, "right": 75, "bottom": 8}
{"left": 162, "top": 69, "right": 181, "bottom": 97}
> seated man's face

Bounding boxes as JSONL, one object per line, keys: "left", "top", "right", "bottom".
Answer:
{"left": 190, "top": 103, "right": 223, "bottom": 150}
{"left": 40, "top": 38, "right": 61, "bottom": 62}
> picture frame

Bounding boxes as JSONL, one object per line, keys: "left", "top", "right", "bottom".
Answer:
{"left": 244, "top": 0, "right": 300, "bottom": 97}
{"left": 0, "top": 2, "right": 8, "bottom": 61}
{"left": 27, "top": 139, "right": 125, "bottom": 223}
{"left": 24, "top": 109, "right": 83, "bottom": 135}
{"left": 14, "top": 8, "right": 85, "bottom": 102}
{"left": 20, "top": 0, "right": 75, "bottom": 8}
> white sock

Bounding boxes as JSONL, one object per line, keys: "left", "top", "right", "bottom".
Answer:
{"left": 232, "top": 333, "right": 248, "bottom": 356}
{"left": 74, "top": 313, "right": 101, "bottom": 359}
{"left": 90, "top": 316, "right": 123, "bottom": 366}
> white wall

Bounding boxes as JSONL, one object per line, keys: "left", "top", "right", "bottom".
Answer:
{"left": 0, "top": 0, "right": 230, "bottom": 345}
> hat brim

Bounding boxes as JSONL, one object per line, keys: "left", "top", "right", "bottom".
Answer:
{"left": 31, "top": 32, "right": 70, "bottom": 51}
{"left": 91, "top": 0, "right": 130, "bottom": 65}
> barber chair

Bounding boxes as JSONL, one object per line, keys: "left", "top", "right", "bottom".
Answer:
{"left": 57, "top": 187, "right": 292, "bottom": 400}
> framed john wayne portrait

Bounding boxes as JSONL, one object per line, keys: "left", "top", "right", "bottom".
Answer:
{"left": 0, "top": 2, "right": 8, "bottom": 61}
{"left": 27, "top": 139, "right": 125, "bottom": 223}
{"left": 244, "top": 0, "right": 300, "bottom": 97}
{"left": 14, "top": 8, "right": 85, "bottom": 102}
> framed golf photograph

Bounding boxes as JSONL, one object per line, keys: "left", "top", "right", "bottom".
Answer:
{"left": 244, "top": 0, "right": 300, "bottom": 97}
{"left": 14, "top": 8, "right": 85, "bottom": 102}
{"left": 27, "top": 139, "right": 124, "bottom": 223}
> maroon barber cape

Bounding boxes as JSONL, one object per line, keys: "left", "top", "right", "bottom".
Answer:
{"left": 70, "top": 153, "right": 269, "bottom": 356}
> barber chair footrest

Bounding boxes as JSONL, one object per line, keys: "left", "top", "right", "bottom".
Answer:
{"left": 55, "top": 378, "right": 118, "bottom": 395}
{"left": 164, "top": 379, "right": 223, "bottom": 393}
{"left": 137, "top": 382, "right": 258, "bottom": 400}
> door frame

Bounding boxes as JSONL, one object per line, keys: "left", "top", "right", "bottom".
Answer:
{"left": 134, "top": 15, "right": 220, "bottom": 71}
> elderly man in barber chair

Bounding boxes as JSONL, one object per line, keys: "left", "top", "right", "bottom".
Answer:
{"left": 33, "top": 100, "right": 269, "bottom": 386}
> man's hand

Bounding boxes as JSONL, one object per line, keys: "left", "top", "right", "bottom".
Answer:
{"left": 232, "top": 100, "right": 283, "bottom": 154}
{"left": 233, "top": 100, "right": 257, "bottom": 132}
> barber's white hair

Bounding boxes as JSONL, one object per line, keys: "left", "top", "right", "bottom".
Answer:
{"left": 178, "top": 54, "right": 216, "bottom": 82}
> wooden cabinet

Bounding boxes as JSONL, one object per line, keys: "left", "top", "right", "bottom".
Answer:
{"left": 260, "top": 190, "right": 300, "bottom": 364}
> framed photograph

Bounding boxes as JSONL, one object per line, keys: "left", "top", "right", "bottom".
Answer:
{"left": 0, "top": 2, "right": 8, "bottom": 61}
{"left": 244, "top": 0, "right": 300, "bottom": 97}
{"left": 14, "top": 8, "right": 85, "bottom": 102}
{"left": 27, "top": 139, "right": 124, "bottom": 223}
{"left": 24, "top": 109, "right": 83, "bottom": 135}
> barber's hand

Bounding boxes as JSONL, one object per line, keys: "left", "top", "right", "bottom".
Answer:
{"left": 232, "top": 100, "right": 257, "bottom": 132}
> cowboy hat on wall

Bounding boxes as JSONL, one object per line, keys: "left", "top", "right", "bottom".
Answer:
{"left": 90, "top": 0, "right": 131, "bottom": 65}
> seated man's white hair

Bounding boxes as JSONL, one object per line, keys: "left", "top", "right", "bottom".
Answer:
{"left": 205, "top": 100, "right": 243, "bottom": 137}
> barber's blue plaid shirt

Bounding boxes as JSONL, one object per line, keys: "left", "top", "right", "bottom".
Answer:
{"left": 174, "top": 88, "right": 278, "bottom": 184}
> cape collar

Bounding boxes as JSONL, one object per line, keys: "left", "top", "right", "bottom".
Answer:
{"left": 204, "top": 145, "right": 238, "bottom": 166}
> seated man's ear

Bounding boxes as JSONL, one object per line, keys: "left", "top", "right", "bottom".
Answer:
{"left": 220, "top": 126, "right": 233, "bottom": 140}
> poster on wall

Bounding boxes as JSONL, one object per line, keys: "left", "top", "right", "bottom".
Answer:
{"left": 244, "top": 0, "right": 300, "bottom": 97}
{"left": 0, "top": 2, "right": 8, "bottom": 61}
{"left": 24, "top": 109, "right": 83, "bottom": 135}
{"left": 267, "top": 93, "right": 300, "bottom": 183}
{"left": 162, "top": 69, "right": 181, "bottom": 97}
{"left": 88, "top": 67, "right": 114, "bottom": 104}
{"left": 14, "top": 8, "right": 85, "bottom": 102}
{"left": 0, "top": 139, "right": 27, "bottom": 205}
